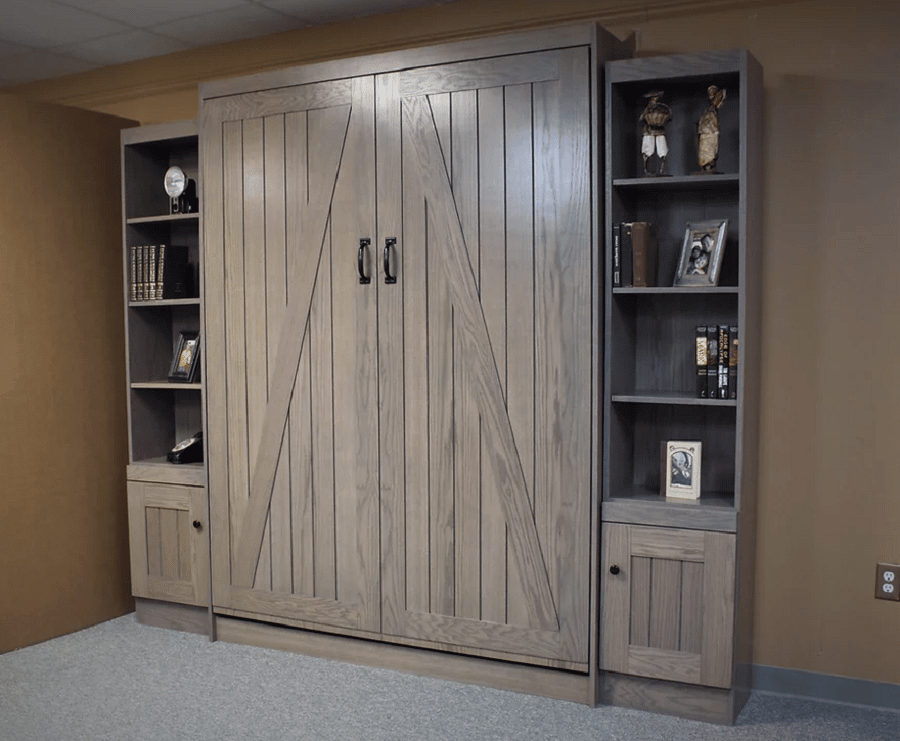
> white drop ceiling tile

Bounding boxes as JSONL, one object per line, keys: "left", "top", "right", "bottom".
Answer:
{"left": 259, "top": 0, "right": 429, "bottom": 22}
{"left": 60, "top": 0, "right": 251, "bottom": 28}
{"left": 151, "top": 4, "right": 307, "bottom": 46}
{"left": 0, "top": 50, "right": 98, "bottom": 85}
{"left": 0, "top": 0, "right": 130, "bottom": 48}
{"left": 57, "top": 30, "right": 192, "bottom": 66}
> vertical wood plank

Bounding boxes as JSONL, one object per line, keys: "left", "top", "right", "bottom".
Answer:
{"left": 531, "top": 48, "right": 592, "bottom": 658}
{"left": 264, "top": 113, "right": 293, "bottom": 595}
{"left": 701, "top": 532, "right": 736, "bottom": 688}
{"left": 146, "top": 506, "right": 162, "bottom": 580}
{"left": 401, "top": 94, "right": 431, "bottom": 618}
{"left": 331, "top": 75, "right": 380, "bottom": 629}
{"left": 223, "top": 119, "right": 250, "bottom": 576}
{"left": 242, "top": 117, "right": 272, "bottom": 591}
{"left": 177, "top": 510, "right": 191, "bottom": 582}
{"left": 451, "top": 89, "right": 481, "bottom": 622}
{"left": 600, "top": 523, "right": 630, "bottom": 673}
{"left": 681, "top": 560, "right": 704, "bottom": 655}
{"left": 307, "top": 106, "right": 338, "bottom": 602}
{"left": 376, "top": 72, "right": 407, "bottom": 635}
{"left": 430, "top": 93, "right": 451, "bottom": 183}
{"left": 630, "top": 556, "right": 651, "bottom": 648}
{"left": 649, "top": 558, "right": 682, "bottom": 652}
{"left": 202, "top": 103, "right": 231, "bottom": 605}
{"left": 284, "top": 110, "right": 315, "bottom": 598}
{"left": 159, "top": 508, "right": 179, "bottom": 581}
{"left": 503, "top": 82, "right": 536, "bottom": 627}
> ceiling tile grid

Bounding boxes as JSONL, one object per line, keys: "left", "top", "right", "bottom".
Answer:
{"left": 0, "top": 0, "right": 455, "bottom": 87}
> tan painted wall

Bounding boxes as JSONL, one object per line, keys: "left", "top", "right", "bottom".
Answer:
{"left": 0, "top": 95, "right": 136, "bottom": 652}
{"left": 7, "top": 0, "right": 900, "bottom": 685}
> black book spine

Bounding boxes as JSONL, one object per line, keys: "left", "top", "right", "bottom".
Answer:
{"left": 621, "top": 222, "right": 633, "bottom": 288}
{"left": 130, "top": 245, "right": 137, "bottom": 302}
{"left": 706, "top": 326, "right": 718, "bottom": 399}
{"left": 696, "top": 326, "right": 708, "bottom": 398}
{"left": 612, "top": 223, "right": 621, "bottom": 288}
{"left": 729, "top": 325, "right": 739, "bottom": 399}
{"left": 717, "top": 325, "right": 729, "bottom": 399}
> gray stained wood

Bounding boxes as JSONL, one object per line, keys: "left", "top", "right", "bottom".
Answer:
{"left": 203, "top": 46, "right": 593, "bottom": 666}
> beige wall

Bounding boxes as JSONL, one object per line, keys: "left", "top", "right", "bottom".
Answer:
{"left": 0, "top": 95, "right": 136, "bottom": 652}
{"left": 7, "top": 0, "right": 900, "bottom": 685}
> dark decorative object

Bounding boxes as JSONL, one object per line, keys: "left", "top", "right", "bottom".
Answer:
{"left": 696, "top": 85, "right": 726, "bottom": 174}
{"left": 168, "top": 331, "right": 201, "bottom": 383}
{"left": 164, "top": 165, "right": 198, "bottom": 214}
{"left": 640, "top": 91, "right": 672, "bottom": 176}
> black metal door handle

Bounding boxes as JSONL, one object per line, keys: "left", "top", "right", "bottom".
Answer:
{"left": 384, "top": 237, "right": 397, "bottom": 284}
{"left": 610, "top": 565, "right": 620, "bottom": 575}
{"left": 358, "top": 238, "right": 371, "bottom": 284}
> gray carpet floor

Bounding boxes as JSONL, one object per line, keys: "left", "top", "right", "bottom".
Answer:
{"left": 0, "top": 614, "right": 896, "bottom": 741}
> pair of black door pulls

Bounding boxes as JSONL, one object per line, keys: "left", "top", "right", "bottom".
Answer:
{"left": 358, "top": 237, "right": 397, "bottom": 285}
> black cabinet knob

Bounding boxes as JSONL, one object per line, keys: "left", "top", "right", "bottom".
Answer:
{"left": 192, "top": 520, "right": 202, "bottom": 530}
{"left": 609, "top": 565, "right": 620, "bottom": 575}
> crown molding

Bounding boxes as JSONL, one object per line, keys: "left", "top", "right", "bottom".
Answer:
{"left": 8, "top": 0, "right": 790, "bottom": 111}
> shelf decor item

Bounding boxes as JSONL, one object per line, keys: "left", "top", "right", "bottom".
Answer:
{"left": 696, "top": 85, "right": 726, "bottom": 174}
{"left": 674, "top": 218, "right": 728, "bottom": 286}
{"left": 168, "top": 331, "right": 200, "bottom": 383}
{"left": 164, "top": 165, "right": 198, "bottom": 214}
{"left": 639, "top": 90, "right": 672, "bottom": 176}
{"left": 663, "top": 440, "right": 702, "bottom": 499}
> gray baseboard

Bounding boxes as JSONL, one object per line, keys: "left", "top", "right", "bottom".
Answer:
{"left": 752, "top": 664, "right": 900, "bottom": 712}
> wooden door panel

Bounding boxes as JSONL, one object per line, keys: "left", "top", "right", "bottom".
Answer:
{"left": 205, "top": 78, "right": 380, "bottom": 632}
{"left": 380, "top": 48, "right": 592, "bottom": 666}
{"left": 600, "top": 523, "right": 736, "bottom": 688}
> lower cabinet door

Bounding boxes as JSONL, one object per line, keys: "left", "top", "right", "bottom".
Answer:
{"left": 127, "top": 481, "right": 208, "bottom": 606}
{"left": 601, "top": 522, "right": 735, "bottom": 688}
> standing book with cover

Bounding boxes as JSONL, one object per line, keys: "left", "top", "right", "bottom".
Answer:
{"left": 729, "top": 325, "right": 739, "bottom": 399}
{"left": 612, "top": 222, "right": 622, "bottom": 288}
{"left": 695, "top": 325, "right": 708, "bottom": 398}
{"left": 157, "top": 244, "right": 191, "bottom": 299}
{"left": 706, "top": 326, "right": 718, "bottom": 399}
{"left": 717, "top": 325, "right": 730, "bottom": 399}
{"left": 629, "top": 221, "right": 657, "bottom": 287}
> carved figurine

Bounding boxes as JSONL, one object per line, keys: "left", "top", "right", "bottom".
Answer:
{"left": 697, "top": 85, "right": 726, "bottom": 173}
{"left": 640, "top": 91, "right": 672, "bottom": 176}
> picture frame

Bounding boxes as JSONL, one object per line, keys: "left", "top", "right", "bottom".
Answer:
{"left": 662, "top": 440, "right": 702, "bottom": 500}
{"left": 673, "top": 219, "right": 728, "bottom": 286}
{"left": 168, "top": 331, "right": 200, "bottom": 383}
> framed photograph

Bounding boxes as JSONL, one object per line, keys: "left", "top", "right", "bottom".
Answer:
{"left": 674, "top": 219, "right": 728, "bottom": 286}
{"left": 662, "top": 441, "right": 702, "bottom": 500}
{"left": 168, "top": 331, "right": 200, "bottom": 383}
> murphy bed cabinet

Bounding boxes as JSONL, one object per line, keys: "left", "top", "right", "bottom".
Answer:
{"left": 122, "top": 120, "right": 210, "bottom": 634}
{"left": 600, "top": 51, "right": 762, "bottom": 723}
{"left": 199, "top": 24, "right": 621, "bottom": 703}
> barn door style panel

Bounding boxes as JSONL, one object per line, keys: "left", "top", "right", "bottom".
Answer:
{"left": 377, "top": 48, "right": 593, "bottom": 667}
{"left": 601, "top": 523, "right": 736, "bottom": 688}
{"left": 203, "top": 77, "right": 381, "bottom": 633}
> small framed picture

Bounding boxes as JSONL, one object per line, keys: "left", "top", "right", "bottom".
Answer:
{"left": 662, "top": 441, "right": 702, "bottom": 500}
{"left": 674, "top": 219, "right": 728, "bottom": 286}
{"left": 168, "top": 331, "right": 201, "bottom": 383}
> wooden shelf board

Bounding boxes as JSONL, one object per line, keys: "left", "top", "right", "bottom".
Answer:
{"left": 132, "top": 381, "right": 202, "bottom": 390}
{"left": 611, "top": 393, "right": 737, "bottom": 407}
{"left": 612, "top": 286, "right": 739, "bottom": 295}
{"left": 129, "top": 298, "right": 201, "bottom": 307}
{"left": 612, "top": 174, "right": 739, "bottom": 190}
{"left": 127, "top": 213, "right": 200, "bottom": 225}
{"left": 602, "top": 490, "right": 737, "bottom": 532}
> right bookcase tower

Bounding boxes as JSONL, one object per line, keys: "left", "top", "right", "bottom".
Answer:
{"left": 600, "top": 50, "right": 762, "bottom": 724}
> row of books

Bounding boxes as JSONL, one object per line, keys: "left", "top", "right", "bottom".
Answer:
{"left": 696, "top": 324, "right": 738, "bottom": 399}
{"left": 612, "top": 221, "right": 657, "bottom": 288}
{"left": 129, "top": 244, "right": 191, "bottom": 302}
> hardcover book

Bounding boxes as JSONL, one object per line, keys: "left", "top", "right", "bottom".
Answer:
{"left": 618, "top": 222, "right": 633, "bottom": 287}
{"left": 695, "top": 325, "right": 708, "bottom": 398}
{"left": 729, "top": 325, "right": 739, "bottom": 399}
{"left": 629, "top": 221, "right": 657, "bottom": 287}
{"left": 612, "top": 222, "right": 622, "bottom": 288}
{"left": 717, "top": 324, "right": 730, "bottom": 399}
{"left": 157, "top": 244, "right": 190, "bottom": 299}
{"left": 706, "top": 326, "right": 718, "bottom": 399}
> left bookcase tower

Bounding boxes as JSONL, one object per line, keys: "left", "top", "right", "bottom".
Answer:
{"left": 122, "top": 120, "right": 209, "bottom": 626}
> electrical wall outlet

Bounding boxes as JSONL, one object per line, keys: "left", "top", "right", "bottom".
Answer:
{"left": 875, "top": 563, "right": 900, "bottom": 601}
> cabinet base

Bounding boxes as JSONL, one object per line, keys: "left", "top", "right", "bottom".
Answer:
{"left": 599, "top": 670, "right": 749, "bottom": 725}
{"left": 135, "top": 598, "right": 210, "bottom": 636}
{"left": 214, "top": 614, "right": 596, "bottom": 705}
